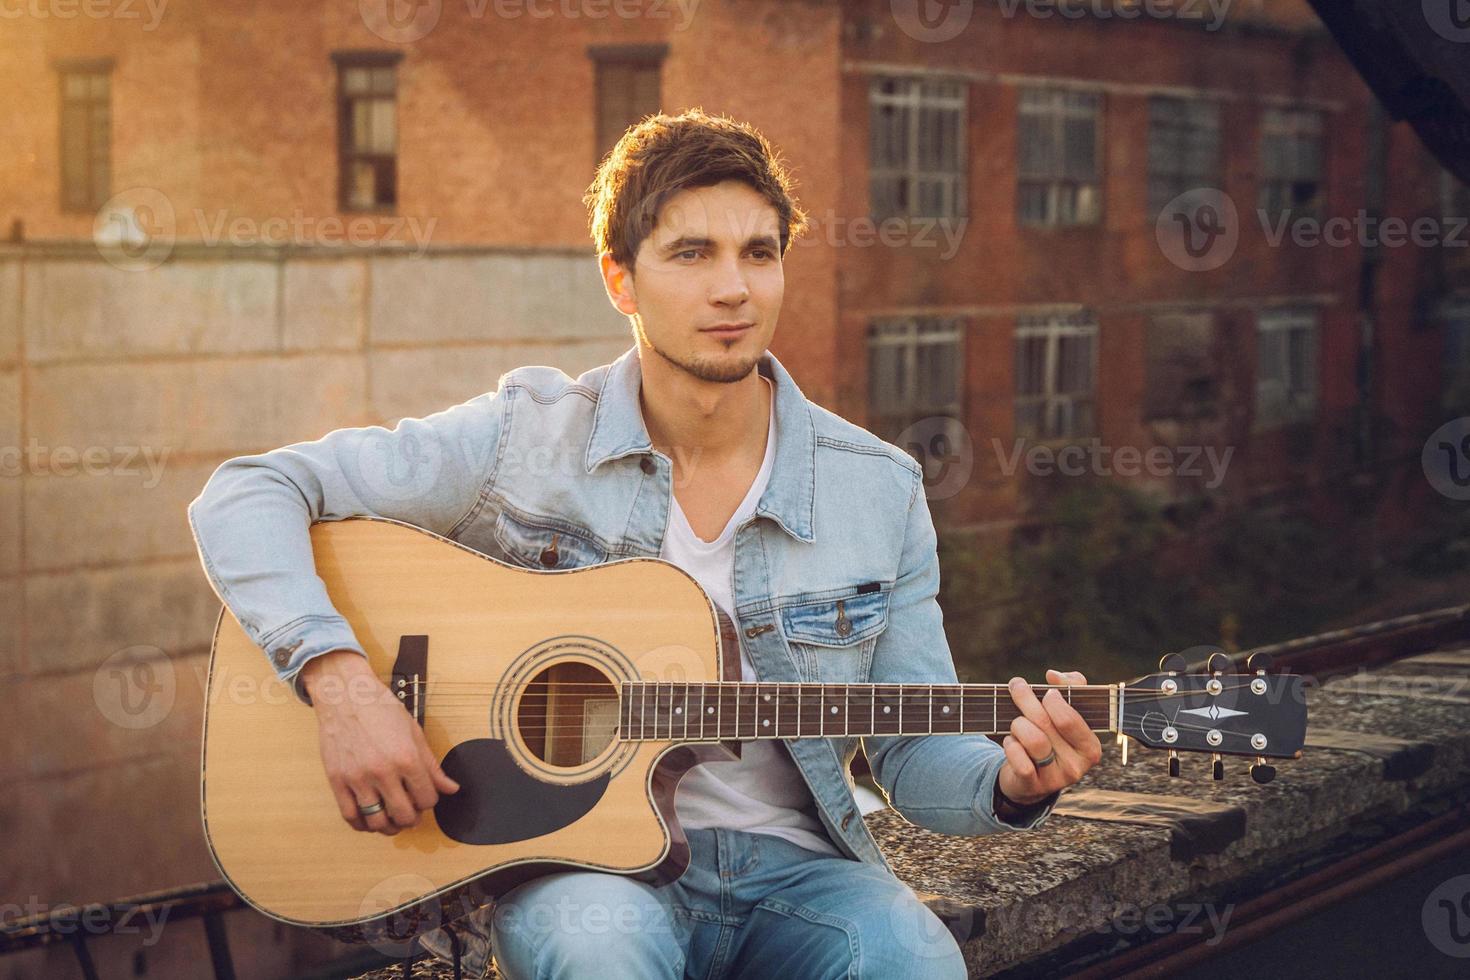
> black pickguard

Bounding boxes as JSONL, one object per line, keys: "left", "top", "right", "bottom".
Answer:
{"left": 434, "top": 739, "right": 609, "bottom": 844}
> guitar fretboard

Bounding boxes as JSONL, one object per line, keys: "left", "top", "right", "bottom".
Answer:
{"left": 618, "top": 682, "right": 1116, "bottom": 742}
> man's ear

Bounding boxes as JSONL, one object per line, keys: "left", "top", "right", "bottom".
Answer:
{"left": 599, "top": 252, "right": 638, "bottom": 317}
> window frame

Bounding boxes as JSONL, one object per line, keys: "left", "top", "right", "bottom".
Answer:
{"left": 55, "top": 57, "right": 114, "bottom": 214}
{"left": 333, "top": 50, "right": 403, "bottom": 214}
{"left": 866, "top": 315, "right": 966, "bottom": 442}
{"left": 1147, "top": 96, "right": 1222, "bottom": 217}
{"left": 589, "top": 43, "right": 667, "bottom": 164}
{"left": 1013, "top": 310, "right": 1100, "bottom": 441}
{"left": 868, "top": 75, "right": 969, "bottom": 221}
{"left": 1254, "top": 307, "right": 1319, "bottom": 430}
{"left": 1258, "top": 107, "right": 1325, "bottom": 222}
{"left": 1016, "top": 86, "right": 1103, "bottom": 229}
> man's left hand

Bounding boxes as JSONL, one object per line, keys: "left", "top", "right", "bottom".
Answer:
{"left": 997, "top": 668, "right": 1103, "bottom": 805}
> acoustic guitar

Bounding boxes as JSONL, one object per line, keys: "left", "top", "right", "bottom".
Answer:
{"left": 199, "top": 517, "right": 1307, "bottom": 945}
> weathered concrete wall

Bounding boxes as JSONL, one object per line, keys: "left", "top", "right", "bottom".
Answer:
{"left": 0, "top": 242, "right": 632, "bottom": 978}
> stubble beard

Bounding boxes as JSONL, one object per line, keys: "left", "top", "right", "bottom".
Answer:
{"left": 637, "top": 320, "right": 760, "bottom": 384}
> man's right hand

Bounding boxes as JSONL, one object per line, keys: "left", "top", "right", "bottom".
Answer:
{"left": 301, "top": 649, "right": 461, "bottom": 836}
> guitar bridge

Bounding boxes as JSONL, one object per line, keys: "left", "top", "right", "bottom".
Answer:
{"left": 392, "top": 634, "right": 429, "bottom": 727}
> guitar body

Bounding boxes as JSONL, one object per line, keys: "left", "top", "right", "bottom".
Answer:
{"left": 201, "top": 517, "right": 739, "bottom": 943}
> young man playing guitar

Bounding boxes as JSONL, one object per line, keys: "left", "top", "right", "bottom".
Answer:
{"left": 188, "top": 110, "right": 1102, "bottom": 978}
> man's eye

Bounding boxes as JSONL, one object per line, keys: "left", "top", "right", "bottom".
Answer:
{"left": 750, "top": 249, "right": 775, "bottom": 260}
{"left": 675, "top": 249, "right": 700, "bottom": 260}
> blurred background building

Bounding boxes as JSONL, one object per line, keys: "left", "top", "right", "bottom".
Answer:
{"left": 2, "top": 0, "right": 1467, "bottom": 976}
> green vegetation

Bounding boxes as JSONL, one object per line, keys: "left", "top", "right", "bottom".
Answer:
{"left": 937, "top": 482, "right": 1470, "bottom": 685}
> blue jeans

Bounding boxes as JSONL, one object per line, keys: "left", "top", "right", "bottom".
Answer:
{"left": 489, "top": 827, "right": 968, "bottom": 979}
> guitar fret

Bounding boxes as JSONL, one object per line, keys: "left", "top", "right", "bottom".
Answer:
{"left": 777, "top": 683, "right": 800, "bottom": 738}
{"left": 933, "top": 684, "right": 962, "bottom": 733}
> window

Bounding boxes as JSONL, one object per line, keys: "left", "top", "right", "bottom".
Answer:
{"left": 1145, "top": 311, "right": 1218, "bottom": 421}
{"left": 1014, "top": 311, "right": 1098, "bottom": 439}
{"left": 58, "top": 61, "right": 112, "bottom": 212}
{"left": 1148, "top": 97, "right": 1221, "bottom": 215}
{"left": 1259, "top": 108, "right": 1324, "bottom": 220}
{"left": 1442, "top": 296, "right": 1470, "bottom": 410}
{"left": 1017, "top": 88, "right": 1101, "bottom": 227}
{"left": 334, "top": 52, "right": 401, "bottom": 212}
{"left": 590, "top": 45, "right": 665, "bottom": 160}
{"left": 1255, "top": 308, "right": 1317, "bottom": 429}
{"left": 867, "top": 317, "right": 965, "bottom": 442}
{"left": 869, "top": 77, "right": 967, "bottom": 220}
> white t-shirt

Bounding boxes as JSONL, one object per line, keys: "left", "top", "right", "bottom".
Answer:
{"left": 656, "top": 376, "right": 841, "bottom": 857}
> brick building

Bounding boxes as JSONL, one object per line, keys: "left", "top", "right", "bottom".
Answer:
{"left": 2, "top": 0, "right": 1467, "bottom": 975}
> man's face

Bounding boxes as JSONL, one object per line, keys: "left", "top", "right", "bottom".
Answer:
{"left": 606, "top": 179, "right": 784, "bottom": 384}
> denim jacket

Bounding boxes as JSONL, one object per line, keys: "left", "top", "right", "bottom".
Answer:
{"left": 187, "top": 345, "right": 1055, "bottom": 876}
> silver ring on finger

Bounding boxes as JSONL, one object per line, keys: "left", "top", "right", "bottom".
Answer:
{"left": 357, "top": 800, "right": 386, "bottom": 817}
{"left": 1030, "top": 751, "right": 1057, "bottom": 769}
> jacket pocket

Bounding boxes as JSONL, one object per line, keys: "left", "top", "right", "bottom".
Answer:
{"left": 493, "top": 509, "right": 607, "bottom": 569}
{"left": 779, "top": 587, "right": 891, "bottom": 682}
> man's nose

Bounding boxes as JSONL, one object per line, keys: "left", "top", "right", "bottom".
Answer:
{"left": 708, "top": 255, "right": 750, "bottom": 306}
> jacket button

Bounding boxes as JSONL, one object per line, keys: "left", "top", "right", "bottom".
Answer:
{"left": 841, "top": 810, "right": 855, "bottom": 831}
{"left": 640, "top": 457, "right": 655, "bottom": 475}
{"left": 272, "top": 648, "right": 290, "bottom": 667}
{"left": 540, "top": 533, "right": 560, "bottom": 567}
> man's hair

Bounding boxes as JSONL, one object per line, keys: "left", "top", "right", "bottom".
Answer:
{"left": 583, "top": 108, "right": 809, "bottom": 274}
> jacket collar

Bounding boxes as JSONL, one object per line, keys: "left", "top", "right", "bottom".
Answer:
{"left": 585, "top": 345, "right": 817, "bottom": 543}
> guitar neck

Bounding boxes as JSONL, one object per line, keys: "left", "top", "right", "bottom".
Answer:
{"left": 617, "top": 681, "right": 1118, "bottom": 742}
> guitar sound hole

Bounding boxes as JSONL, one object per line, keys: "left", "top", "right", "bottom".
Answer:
{"left": 516, "top": 662, "right": 620, "bottom": 767}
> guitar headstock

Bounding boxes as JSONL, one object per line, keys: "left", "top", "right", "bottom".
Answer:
{"left": 1119, "top": 650, "right": 1306, "bottom": 783}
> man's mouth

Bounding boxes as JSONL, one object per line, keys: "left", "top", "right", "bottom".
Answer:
{"left": 701, "top": 322, "right": 754, "bottom": 340}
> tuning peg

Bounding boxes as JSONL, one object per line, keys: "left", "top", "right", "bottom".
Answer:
{"left": 1250, "top": 756, "right": 1277, "bottom": 784}
{"left": 1247, "top": 651, "right": 1274, "bottom": 673}
{"left": 1206, "top": 652, "right": 1233, "bottom": 674}
{"left": 1168, "top": 750, "right": 1180, "bottom": 777}
{"left": 1211, "top": 753, "right": 1224, "bottom": 780}
{"left": 1159, "top": 652, "right": 1187, "bottom": 673}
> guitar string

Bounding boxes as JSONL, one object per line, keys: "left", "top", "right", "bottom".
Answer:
{"left": 397, "top": 680, "right": 1271, "bottom": 697}
{"left": 391, "top": 704, "right": 1280, "bottom": 740}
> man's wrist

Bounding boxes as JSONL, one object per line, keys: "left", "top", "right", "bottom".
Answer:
{"left": 992, "top": 778, "right": 1058, "bottom": 825}
{"left": 300, "top": 649, "right": 373, "bottom": 704}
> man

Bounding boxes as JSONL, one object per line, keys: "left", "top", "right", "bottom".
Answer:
{"left": 188, "top": 109, "right": 1102, "bottom": 979}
